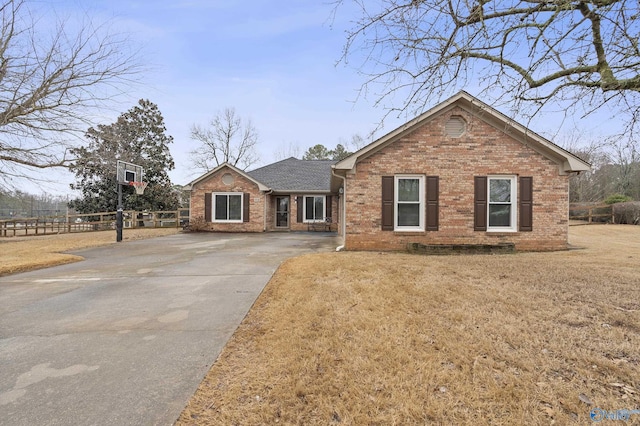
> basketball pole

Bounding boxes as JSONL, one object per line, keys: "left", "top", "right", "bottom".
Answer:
{"left": 116, "top": 182, "right": 123, "bottom": 242}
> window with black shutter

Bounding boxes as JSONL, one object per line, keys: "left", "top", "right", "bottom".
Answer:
{"left": 474, "top": 177, "right": 487, "bottom": 231}
{"left": 243, "top": 192, "right": 250, "bottom": 223}
{"left": 204, "top": 193, "right": 212, "bottom": 222}
{"left": 426, "top": 176, "right": 439, "bottom": 231}
{"left": 519, "top": 177, "right": 533, "bottom": 231}
{"left": 381, "top": 176, "right": 394, "bottom": 231}
{"left": 475, "top": 175, "right": 522, "bottom": 232}
{"left": 296, "top": 196, "right": 303, "bottom": 223}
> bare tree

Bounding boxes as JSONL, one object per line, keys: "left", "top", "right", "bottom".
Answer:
{"left": 273, "top": 141, "right": 302, "bottom": 161}
{"left": 340, "top": 133, "right": 368, "bottom": 151}
{"left": 335, "top": 0, "right": 640, "bottom": 131}
{"left": 609, "top": 136, "right": 640, "bottom": 199}
{"left": 559, "top": 130, "right": 640, "bottom": 202}
{"left": 0, "top": 0, "right": 142, "bottom": 187}
{"left": 190, "top": 107, "right": 259, "bottom": 172}
{"left": 561, "top": 135, "right": 608, "bottom": 202}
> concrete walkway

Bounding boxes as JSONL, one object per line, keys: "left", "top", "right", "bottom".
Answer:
{"left": 0, "top": 232, "right": 338, "bottom": 426}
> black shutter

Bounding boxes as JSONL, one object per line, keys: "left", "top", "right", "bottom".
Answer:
{"left": 426, "top": 176, "right": 439, "bottom": 231}
{"left": 381, "top": 176, "right": 394, "bottom": 231}
{"left": 519, "top": 177, "right": 533, "bottom": 231}
{"left": 474, "top": 177, "right": 487, "bottom": 231}
{"left": 204, "top": 193, "right": 212, "bottom": 222}
{"left": 243, "top": 193, "right": 250, "bottom": 223}
{"left": 326, "top": 195, "right": 332, "bottom": 219}
{"left": 296, "top": 196, "right": 303, "bottom": 223}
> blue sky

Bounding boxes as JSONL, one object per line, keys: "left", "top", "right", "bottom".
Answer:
{"left": 21, "top": 0, "right": 623, "bottom": 195}
{"left": 34, "top": 0, "right": 393, "bottom": 194}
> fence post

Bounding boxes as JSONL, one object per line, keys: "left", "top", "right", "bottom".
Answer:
{"left": 612, "top": 206, "right": 615, "bottom": 224}
{"left": 1, "top": 209, "right": 190, "bottom": 236}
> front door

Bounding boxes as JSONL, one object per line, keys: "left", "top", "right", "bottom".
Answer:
{"left": 276, "top": 196, "right": 289, "bottom": 228}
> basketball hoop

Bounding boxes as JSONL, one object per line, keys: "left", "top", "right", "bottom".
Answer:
{"left": 129, "top": 181, "right": 148, "bottom": 195}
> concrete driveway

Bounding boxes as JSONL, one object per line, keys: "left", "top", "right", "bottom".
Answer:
{"left": 0, "top": 232, "right": 338, "bottom": 426}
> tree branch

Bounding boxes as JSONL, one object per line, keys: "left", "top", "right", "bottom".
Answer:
{"left": 0, "top": 0, "right": 143, "bottom": 187}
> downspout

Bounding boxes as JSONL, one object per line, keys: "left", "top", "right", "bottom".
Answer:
{"left": 331, "top": 166, "right": 346, "bottom": 251}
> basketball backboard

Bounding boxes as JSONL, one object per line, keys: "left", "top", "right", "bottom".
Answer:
{"left": 116, "top": 160, "right": 144, "bottom": 185}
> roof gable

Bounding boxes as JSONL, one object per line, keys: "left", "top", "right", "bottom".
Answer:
{"left": 248, "top": 157, "right": 335, "bottom": 192}
{"left": 185, "top": 158, "right": 337, "bottom": 193}
{"left": 334, "top": 91, "right": 590, "bottom": 174}
{"left": 184, "top": 163, "right": 269, "bottom": 191}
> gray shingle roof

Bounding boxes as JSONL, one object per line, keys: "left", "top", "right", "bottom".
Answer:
{"left": 247, "top": 157, "right": 335, "bottom": 192}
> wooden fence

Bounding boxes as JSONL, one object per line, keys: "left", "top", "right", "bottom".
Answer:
{"left": 1, "top": 204, "right": 615, "bottom": 236}
{"left": 0, "top": 209, "right": 190, "bottom": 237}
{"left": 569, "top": 203, "right": 614, "bottom": 223}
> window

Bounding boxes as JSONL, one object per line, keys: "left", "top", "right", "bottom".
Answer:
{"left": 395, "top": 175, "right": 424, "bottom": 231}
{"left": 382, "top": 175, "right": 438, "bottom": 232}
{"left": 475, "top": 176, "right": 529, "bottom": 232}
{"left": 304, "top": 196, "right": 325, "bottom": 222}
{"left": 213, "top": 193, "right": 243, "bottom": 222}
{"left": 488, "top": 176, "right": 516, "bottom": 231}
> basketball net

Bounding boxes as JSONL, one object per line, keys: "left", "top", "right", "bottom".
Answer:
{"left": 129, "top": 181, "right": 148, "bottom": 195}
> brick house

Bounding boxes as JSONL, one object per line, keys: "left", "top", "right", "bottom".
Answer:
{"left": 186, "top": 158, "right": 339, "bottom": 232}
{"left": 187, "top": 92, "right": 590, "bottom": 251}
{"left": 332, "top": 91, "right": 590, "bottom": 251}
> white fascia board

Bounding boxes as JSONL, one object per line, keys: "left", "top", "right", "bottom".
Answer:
{"left": 186, "top": 163, "right": 270, "bottom": 191}
{"left": 333, "top": 91, "right": 592, "bottom": 175}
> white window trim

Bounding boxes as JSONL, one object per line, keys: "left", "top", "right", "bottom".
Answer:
{"left": 394, "top": 175, "right": 425, "bottom": 232}
{"left": 303, "top": 195, "right": 325, "bottom": 223}
{"left": 487, "top": 175, "right": 517, "bottom": 232}
{"left": 212, "top": 192, "right": 243, "bottom": 223}
{"left": 124, "top": 170, "right": 137, "bottom": 183}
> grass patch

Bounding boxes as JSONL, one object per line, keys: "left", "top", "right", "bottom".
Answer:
{"left": 178, "top": 225, "right": 640, "bottom": 425}
{"left": 0, "top": 228, "right": 179, "bottom": 276}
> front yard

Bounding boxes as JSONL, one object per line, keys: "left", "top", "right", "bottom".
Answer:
{"left": 178, "top": 225, "right": 640, "bottom": 425}
{"left": 0, "top": 228, "right": 179, "bottom": 276}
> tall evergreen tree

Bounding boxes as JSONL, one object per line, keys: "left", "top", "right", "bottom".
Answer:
{"left": 302, "top": 144, "right": 331, "bottom": 160}
{"left": 68, "top": 100, "right": 179, "bottom": 213}
{"left": 302, "top": 144, "right": 352, "bottom": 161}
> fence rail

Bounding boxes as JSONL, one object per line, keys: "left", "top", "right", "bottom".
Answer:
{"left": 569, "top": 203, "right": 613, "bottom": 223}
{"left": 0, "top": 209, "right": 190, "bottom": 237}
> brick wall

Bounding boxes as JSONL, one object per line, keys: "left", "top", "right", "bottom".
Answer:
{"left": 261, "top": 194, "right": 339, "bottom": 232}
{"left": 191, "top": 178, "right": 339, "bottom": 233}
{"left": 189, "top": 167, "right": 265, "bottom": 232}
{"left": 286, "top": 194, "right": 339, "bottom": 232}
{"left": 264, "top": 195, "right": 278, "bottom": 231}
{"left": 344, "top": 107, "right": 569, "bottom": 251}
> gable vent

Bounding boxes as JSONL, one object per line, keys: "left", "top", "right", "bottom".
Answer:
{"left": 445, "top": 116, "right": 466, "bottom": 137}
{"left": 222, "top": 173, "right": 235, "bottom": 185}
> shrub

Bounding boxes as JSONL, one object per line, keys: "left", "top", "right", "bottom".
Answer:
{"left": 613, "top": 202, "right": 640, "bottom": 225}
{"left": 184, "top": 216, "right": 209, "bottom": 232}
{"left": 604, "top": 194, "right": 633, "bottom": 204}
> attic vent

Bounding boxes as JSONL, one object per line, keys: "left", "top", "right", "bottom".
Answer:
{"left": 222, "top": 173, "right": 234, "bottom": 185}
{"left": 445, "top": 116, "right": 466, "bottom": 137}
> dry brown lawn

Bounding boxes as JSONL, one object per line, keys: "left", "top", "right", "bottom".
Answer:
{"left": 0, "top": 228, "right": 179, "bottom": 276}
{"left": 178, "top": 225, "right": 640, "bottom": 425}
